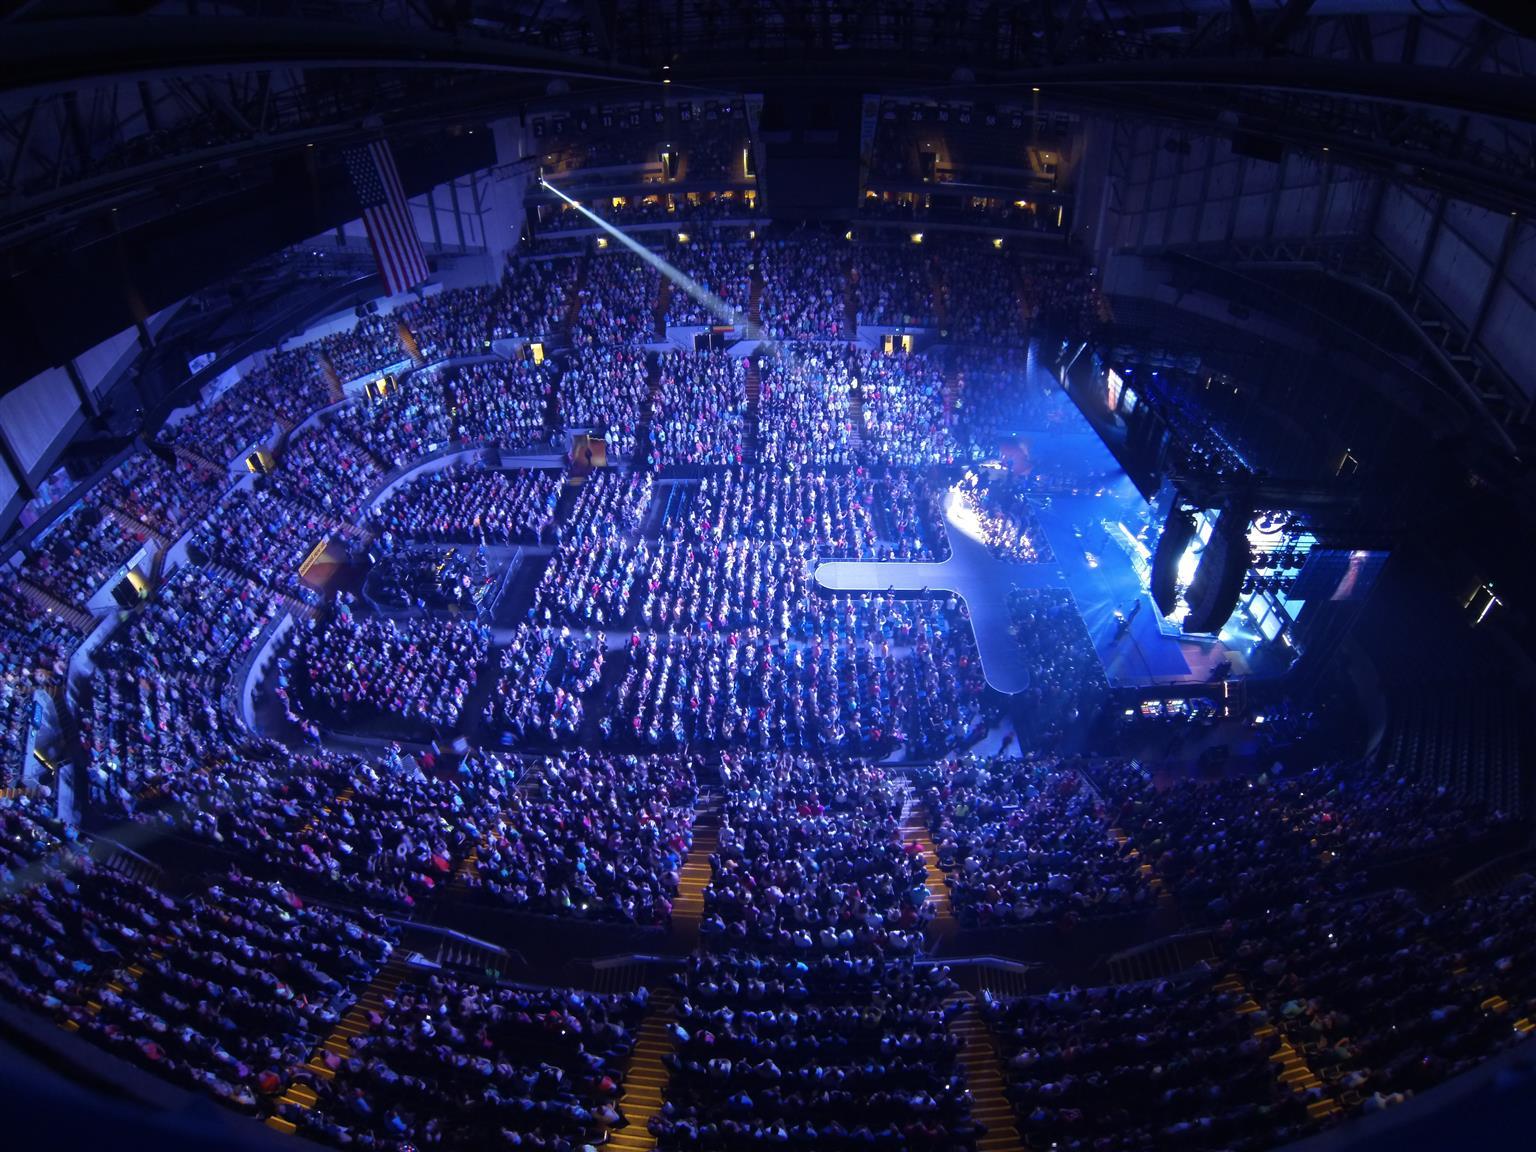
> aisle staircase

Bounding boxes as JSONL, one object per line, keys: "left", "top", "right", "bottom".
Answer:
{"left": 948, "top": 994, "right": 1025, "bottom": 1152}
{"left": 844, "top": 256, "right": 860, "bottom": 334}
{"left": 17, "top": 579, "right": 96, "bottom": 633}
{"left": 319, "top": 357, "right": 344, "bottom": 403}
{"left": 267, "top": 951, "right": 413, "bottom": 1132}
{"left": 744, "top": 358, "right": 760, "bottom": 407}
{"left": 1214, "top": 974, "right": 1341, "bottom": 1122}
{"left": 562, "top": 256, "right": 590, "bottom": 340}
{"left": 654, "top": 278, "right": 674, "bottom": 334}
{"left": 1109, "top": 825, "right": 1178, "bottom": 911}
{"left": 605, "top": 988, "right": 677, "bottom": 1152}
{"left": 102, "top": 505, "right": 168, "bottom": 551}
{"left": 397, "top": 320, "right": 426, "bottom": 367}
{"left": 747, "top": 267, "right": 764, "bottom": 325}
{"left": 670, "top": 812, "right": 718, "bottom": 939}
{"left": 847, "top": 393, "right": 867, "bottom": 452}
{"left": 930, "top": 260, "right": 950, "bottom": 336}
{"left": 170, "top": 443, "right": 228, "bottom": 477}
{"left": 743, "top": 357, "right": 761, "bottom": 456}
{"left": 450, "top": 845, "right": 479, "bottom": 892}
{"left": 901, "top": 791, "right": 955, "bottom": 939}
{"left": 943, "top": 363, "right": 964, "bottom": 420}
{"left": 634, "top": 358, "right": 664, "bottom": 467}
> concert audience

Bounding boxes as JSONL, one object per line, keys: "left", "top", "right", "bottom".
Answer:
{"left": 574, "top": 252, "right": 659, "bottom": 348}
{"left": 26, "top": 500, "right": 148, "bottom": 606}
{"left": 1090, "top": 758, "right": 1519, "bottom": 924}
{"left": 246, "top": 348, "right": 333, "bottom": 426}
{"left": 9, "top": 225, "right": 1530, "bottom": 1152}
{"left": 658, "top": 754, "right": 976, "bottom": 1149}
{"left": 982, "top": 975, "right": 1305, "bottom": 1152}
{"left": 373, "top": 465, "right": 562, "bottom": 545}
{"left": 531, "top": 537, "right": 649, "bottom": 628}
{"left": 665, "top": 233, "right": 755, "bottom": 326}
{"left": 557, "top": 345, "right": 649, "bottom": 458}
{"left": 100, "top": 451, "right": 225, "bottom": 540}
{"left": 160, "top": 383, "right": 281, "bottom": 466}
{"left": 1006, "top": 588, "right": 1106, "bottom": 737}
{"left": 313, "top": 314, "right": 406, "bottom": 382}
{"left": 285, "top": 594, "right": 490, "bottom": 731}
{"left": 277, "top": 415, "right": 390, "bottom": 521}
{"left": 190, "top": 487, "right": 336, "bottom": 606}
{"left": 759, "top": 346, "right": 956, "bottom": 466}
{"left": 83, "top": 562, "right": 279, "bottom": 808}
{"left": 758, "top": 232, "right": 849, "bottom": 340}
{"left": 0, "top": 586, "right": 73, "bottom": 788}
{"left": 282, "top": 971, "right": 646, "bottom": 1149}
{"left": 853, "top": 242, "right": 936, "bottom": 328}
{"left": 914, "top": 756, "right": 1148, "bottom": 929}
{"left": 599, "top": 591, "right": 984, "bottom": 755}
{"left": 757, "top": 345, "right": 854, "bottom": 465}
{"left": 482, "top": 624, "right": 605, "bottom": 741}
{"left": 957, "top": 471, "right": 1053, "bottom": 563}
{"left": 935, "top": 243, "right": 1028, "bottom": 346}
{"left": 467, "top": 749, "right": 697, "bottom": 923}
{"left": 562, "top": 468, "right": 654, "bottom": 539}
{"left": 647, "top": 351, "right": 747, "bottom": 468}
{"left": 0, "top": 842, "right": 396, "bottom": 1116}
{"left": 950, "top": 347, "right": 1078, "bottom": 458}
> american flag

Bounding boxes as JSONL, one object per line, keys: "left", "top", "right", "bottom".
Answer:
{"left": 345, "top": 140, "right": 429, "bottom": 296}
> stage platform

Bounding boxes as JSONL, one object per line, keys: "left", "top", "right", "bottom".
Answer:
{"left": 816, "top": 358, "right": 1264, "bottom": 694}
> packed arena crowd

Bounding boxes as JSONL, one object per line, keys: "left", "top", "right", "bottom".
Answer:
{"left": 373, "top": 464, "right": 562, "bottom": 545}
{"left": 282, "top": 594, "right": 491, "bottom": 732}
{"left": 5, "top": 215, "right": 1527, "bottom": 1152}
{"left": 956, "top": 470, "right": 1054, "bottom": 563}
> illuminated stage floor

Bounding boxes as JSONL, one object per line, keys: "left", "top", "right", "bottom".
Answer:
{"left": 816, "top": 367, "right": 1260, "bottom": 693}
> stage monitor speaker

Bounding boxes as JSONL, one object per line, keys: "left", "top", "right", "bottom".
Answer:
{"left": 110, "top": 577, "right": 142, "bottom": 610}
{"left": 1184, "top": 504, "right": 1252, "bottom": 634}
{"left": 1151, "top": 508, "right": 1196, "bottom": 617}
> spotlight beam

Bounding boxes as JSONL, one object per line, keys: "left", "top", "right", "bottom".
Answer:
{"left": 541, "top": 178, "right": 758, "bottom": 338}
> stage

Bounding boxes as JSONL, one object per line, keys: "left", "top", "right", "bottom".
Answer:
{"left": 816, "top": 360, "right": 1272, "bottom": 694}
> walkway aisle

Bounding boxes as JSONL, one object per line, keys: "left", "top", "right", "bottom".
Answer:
{"left": 267, "top": 951, "right": 413, "bottom": 1132}
{"left": 605, "top": 987, "right": 677, "bottom": 1152}
{"left": 901, "top": 789, "right": 955, "bottom": 942}
{"left": 744, "top": 356, "right": 761, "bottom": 457}
{"left": 561, "top": 254, "right": 589, "bottom": 342}
{"left": 397, "top": 319, "right": 425, "bottom": 366}
{"left": 948, "top": 992, "right": 1025, "bottom": 1152}
{"left": 319, "top": 357, "right": 344, "bottom": 402}
{"left": 747, "top": 263, "right": 763, "bottom": 325}
{"left": 654, "top": 278, "right": 673, "bottom": 335}
{"left": 634, "top": 356, "right": 664, "bottom": 467}
{"left": 670, "top": 805, "right": 719, "bottom": 944}
{"left": 1214, "top": 974, "right": 1341, "bottom": 1122}
{"left": 17, "top": 578, "right": 95, "bottom": 633}
{"left": 1107, "top": 824, "right": 1178, "bottom": 913}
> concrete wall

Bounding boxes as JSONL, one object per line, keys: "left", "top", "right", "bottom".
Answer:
{"left": 1099, "top": 124, "right": 1376, "bottom": 261}
{"left": 1373, "top": 184, "right": 1535, "bottom": 404}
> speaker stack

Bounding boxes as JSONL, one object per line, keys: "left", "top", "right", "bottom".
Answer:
{"left": 1150, "top": 508, "right": 1197, "bottom": 618}
{"left": 1184, "top": 499, "right": 1253, "bottom": 634}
